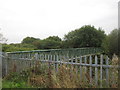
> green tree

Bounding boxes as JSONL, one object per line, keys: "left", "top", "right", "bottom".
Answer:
{"left": 45, "top": 36, "right": 62, "bottom": 41}
{"left": 39, "top": 36, "right": 62, "bottom": 49}
{"left": 22, "top": 37, "right": 40, "bottom": 44}
{"left": 21, "top": 37, "right": 41, "bottom": 49}
{"left": 102, "top": 29, "right": 119, "bottom": 57}
{"left": 64, "top": 25, "right": 106, "bottom": 48}
{"left": 32, "top": 40, "right": 41, "bottom": 49}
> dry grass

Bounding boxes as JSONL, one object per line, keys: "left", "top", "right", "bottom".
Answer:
{"left": 27, "top": 63, "right": 97, "bottom": 88}
{"left": 27, "top": 54, "right": 118, "bottom": 88}
{"left": 109, "top": 54, "right": 118, "bottom": 88}
{"left": 3, "top": 54, "right": 118, "bottom": 88}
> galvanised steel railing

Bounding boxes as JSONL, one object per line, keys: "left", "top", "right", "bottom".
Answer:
{"left": 6, "top": 47, "right": 103, "bottom": 60}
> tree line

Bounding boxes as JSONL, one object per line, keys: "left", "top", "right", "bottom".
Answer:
{"left": 2, "top": 25, "right": 119, "bottom": 57}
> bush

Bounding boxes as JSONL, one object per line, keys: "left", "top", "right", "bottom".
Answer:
{"left": 102, "top": 29, "right": 119, "bottom": 57}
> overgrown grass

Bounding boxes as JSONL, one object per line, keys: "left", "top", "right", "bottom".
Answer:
{"left": 2, "top": 80, "right": 31, "bottom": 88}
{"left": 2, "top": 72, "right": 33, "bottom": 88}
{"left": 2, "top": 55, "right": 118, "bottom": 88}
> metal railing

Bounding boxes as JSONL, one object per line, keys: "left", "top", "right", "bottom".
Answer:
{"left": 2, "top": 48, "right": 118, "bottom": 88}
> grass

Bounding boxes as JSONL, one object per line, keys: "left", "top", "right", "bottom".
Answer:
{"left": 2, "top": 80, "right": 31, "bottom": 88}
{"left": 2, "top": 72, "right": 32, "bottom": 88}
{"left": 2, "top": 54, "right": 118, "bottom": 88}
{"left": 0, "top": 78, "right": 2, "bottom": 89}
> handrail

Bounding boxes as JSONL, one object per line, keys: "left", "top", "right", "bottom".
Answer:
{"left": 6, "top": 47, "right": 102, "bottom": 54}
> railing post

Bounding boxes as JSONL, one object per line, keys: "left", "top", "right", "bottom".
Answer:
{"left": 50, "top": 53, "right": 52, "bottom": 69}
{"left": 44, "top": 54, "right": 47, "bottom": 60}
{"left": 66, "top": 53, "right": 69, "bottom": 69}
{"left": 59, "top": 54, "right": 62, "bottom": 67}
{"left": 39, "top": 53, "right": 41, "bottom": 60}
{"left": 100, "top": 54, "right": 103, "bottom": 88}
{"left": 80, "top": 56, "right": 82, "bottom": 82}
{"left": 55, "top": 54, "right": 58, "bottom": 72}
{"left": 106, "top": 56, "right": 109, "bottom": 87}
{"left": 95, "top": 55, "right": 98, "bottom": 86}
{"left": 75, "top": 55, "right": 78, "bottom": 74}
{"left": 5, "top": 53, "right": 8, "bottom": 76}
{"left": 35, "top": 53, "right": 38, "bottom": 60}
{"left": 84, "top": 56, "right": 87, "bottom": 73}
{"left": 71, "top": 55, "right": 74, "bottom": 73}
{"left": 48, "top": 54, "right": 50, "bottom": 68}
{"left": 89, "top": 55, "right": 92, "bottom": 84}
{"left": 53, "top": 54, "right": 56, "bottom": 71}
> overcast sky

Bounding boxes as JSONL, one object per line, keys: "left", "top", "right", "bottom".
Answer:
{"left": 0, "top": 0, "right": 119, "bottom": 44}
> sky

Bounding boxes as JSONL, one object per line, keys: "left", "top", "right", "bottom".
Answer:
{"left": 0, "top": 0, "right": 119, "bottom": 44}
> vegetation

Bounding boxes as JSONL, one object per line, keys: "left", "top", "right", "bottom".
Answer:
{"left": 0, "top": 25, "right": 120, "bottom": 58}
{"left": 2, "top": 25, "right": 107, "bottom": 51}
{"left": 2, "top": 43, "right": 35, "bottom": 52}
{"left": 2, "top": 55, "right": 118, "bottom": 88}
{"left": 1, "top": 25, "right": 119, "bottom": 57}
{"left": 1, "top": 25, "right": 119, "bottom": 58}
{"left": 64, "top": 25, "right": 106, "bottom": 48}
{"left": 1, "top": 26, "right": 119, "bottom": 88}
{"left": 102, "top": 29, "right": 119, "bottom": 57}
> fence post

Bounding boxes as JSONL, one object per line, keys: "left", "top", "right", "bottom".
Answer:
{"left": 100, "top": 54, "right": 103, "bottom": 88}
{"left": 50, "top": 53, "right": 53, "bottom": 69}
{"left": 71, "top": 55, "right": 74, "bottom": 73}
{"left": 95, "top": 55, "right": 98, "bottom": 86}
{"left": 84, "top": 56, "right": 87, "bottom": 73}
{"left": 44, "top": 54, "right": 47, "bottom": 60}
{"left": 5, "top": 53, "right": 8, "bottom": 76}
{"left": 59, "top": 54, "right": 62, "bottom": 67}
{"left": 47, "top": 53, "right": 49, "bottom": 64}
{"left": 80, "top": 56, "right": 82, "bottom": 82}
{"left": 28, "top": 53, "right": 31, "bottom": 59}
{"left": 75, "top": 56, "right": 78, "bottom": 74}
{"left": 35, "top": 53, "right": 38, "bottom": 60}
{"left": 66, "top": 53, "right": 69, "bottom": 69}
{"left": 39, "top": 53, "right": 41, "bottom": 60}
{"left": 53, "top": 54, "right": 56, "bottom": 71}
{"left": 89, "top": 55, "right": 92, "bottom": 84}
{"left": 55, "top": 55, "right": 58, "bottom": 72}
{"left": 106, "top": 56, "right": 109, "bottom": 87}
